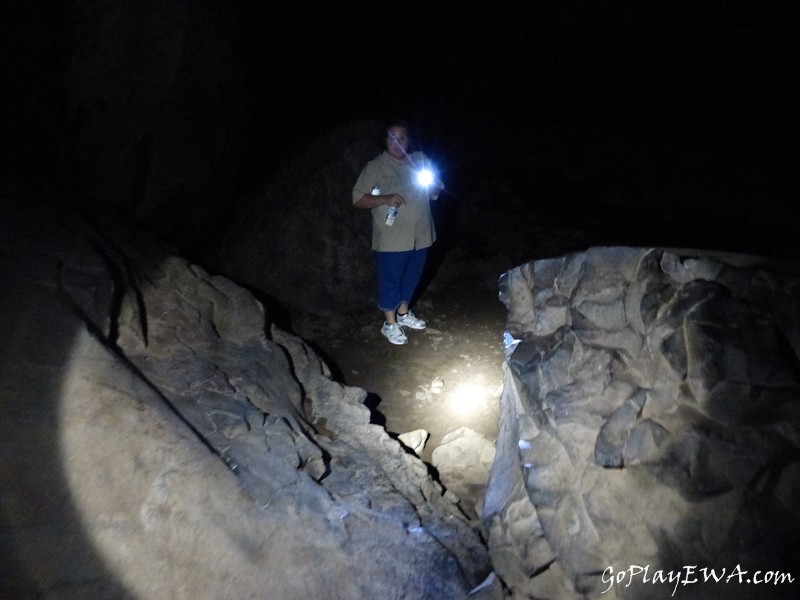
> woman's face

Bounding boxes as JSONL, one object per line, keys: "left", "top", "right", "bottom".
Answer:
{"left": 385, "top": 126, "right": 410, "bottom": 161}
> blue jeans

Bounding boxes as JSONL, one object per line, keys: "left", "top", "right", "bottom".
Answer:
{"left": 375, "top": 248, "right": 428, "bottom": 312}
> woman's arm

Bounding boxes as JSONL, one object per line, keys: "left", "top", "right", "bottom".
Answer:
{"left": 353, "top": 193, "right": 405, "bottom": 210}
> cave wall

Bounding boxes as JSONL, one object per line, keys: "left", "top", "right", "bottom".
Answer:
{"left": 4, "top": 1, "right": 260, "bottom": 247}
{"left": 486, "top": 247, "right": 800, "bottom": 599}
{"left": 3, "top": 5, "right": 398, "bottom": 319}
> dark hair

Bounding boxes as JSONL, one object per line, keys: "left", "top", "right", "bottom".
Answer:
{"left": 384, "top": 118, "right": 410, "bottom": 137}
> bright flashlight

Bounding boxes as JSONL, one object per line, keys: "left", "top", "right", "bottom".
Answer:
{"left": 416, "top": 168, "right": 435, "bottom": 188}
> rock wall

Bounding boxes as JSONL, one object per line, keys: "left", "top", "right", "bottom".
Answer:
{"left": 0, "top": 179, "right": 490, "bottom": 599}
{"left": 486, "top": 247, "right": 800, "bottom": 599}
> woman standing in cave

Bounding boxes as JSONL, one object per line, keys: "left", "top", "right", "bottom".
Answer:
{"left": 352, "top": 119, "right": 444, "bottom": 345}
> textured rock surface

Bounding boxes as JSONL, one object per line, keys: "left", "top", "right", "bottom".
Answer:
{"left": 432, "top": 427, "right": 496, "bottom": 520}
{"left": 0, "top": 179, "right": 490, "bottom": 599}
{"left": 485, "top": 247, "right": 800, "bottom": 599}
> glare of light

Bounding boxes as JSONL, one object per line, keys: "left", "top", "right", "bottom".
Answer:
{"left": 447, "top": 379, "right": 491, "bottom": 417}
{"left": 416, "top": 168, "right": 435, "bottom": 188}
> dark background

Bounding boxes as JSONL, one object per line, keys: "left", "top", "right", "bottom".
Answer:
{"left": 3, "top": 1, "right": 799, "bottom": 258}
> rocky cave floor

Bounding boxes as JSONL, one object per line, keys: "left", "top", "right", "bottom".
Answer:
{"left": 311, "top": 282, "right": 507, "bottom": 461}
{"left": 291, "top": 253, "right": 514, "bottom": 516}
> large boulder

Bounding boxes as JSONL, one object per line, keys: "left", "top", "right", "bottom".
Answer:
{"left": 208, "top": 120, "right": 383, "bottom": 318}
{"left": 486, "top": 246, "right": 800, "bottom": 599}
{"left": 0, "top": 179, "right": 490, "bottom": 599}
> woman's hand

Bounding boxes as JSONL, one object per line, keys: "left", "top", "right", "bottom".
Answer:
{"left": 430, "top": 181, "right": 444, "bottom": 201}
{"left": 386, "top": 194, "right": 405, "bottom": 207}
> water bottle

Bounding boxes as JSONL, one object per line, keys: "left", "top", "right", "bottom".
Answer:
{"left": 385, "top": 205, "right": 398, "bottom": 226}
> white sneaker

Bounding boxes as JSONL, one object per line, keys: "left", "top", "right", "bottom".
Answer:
{"left": 381, "top": 322, "right": 408, "bottom": 345}
{"left": 397, "top": 310, "right": 427, "bottom": 330}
